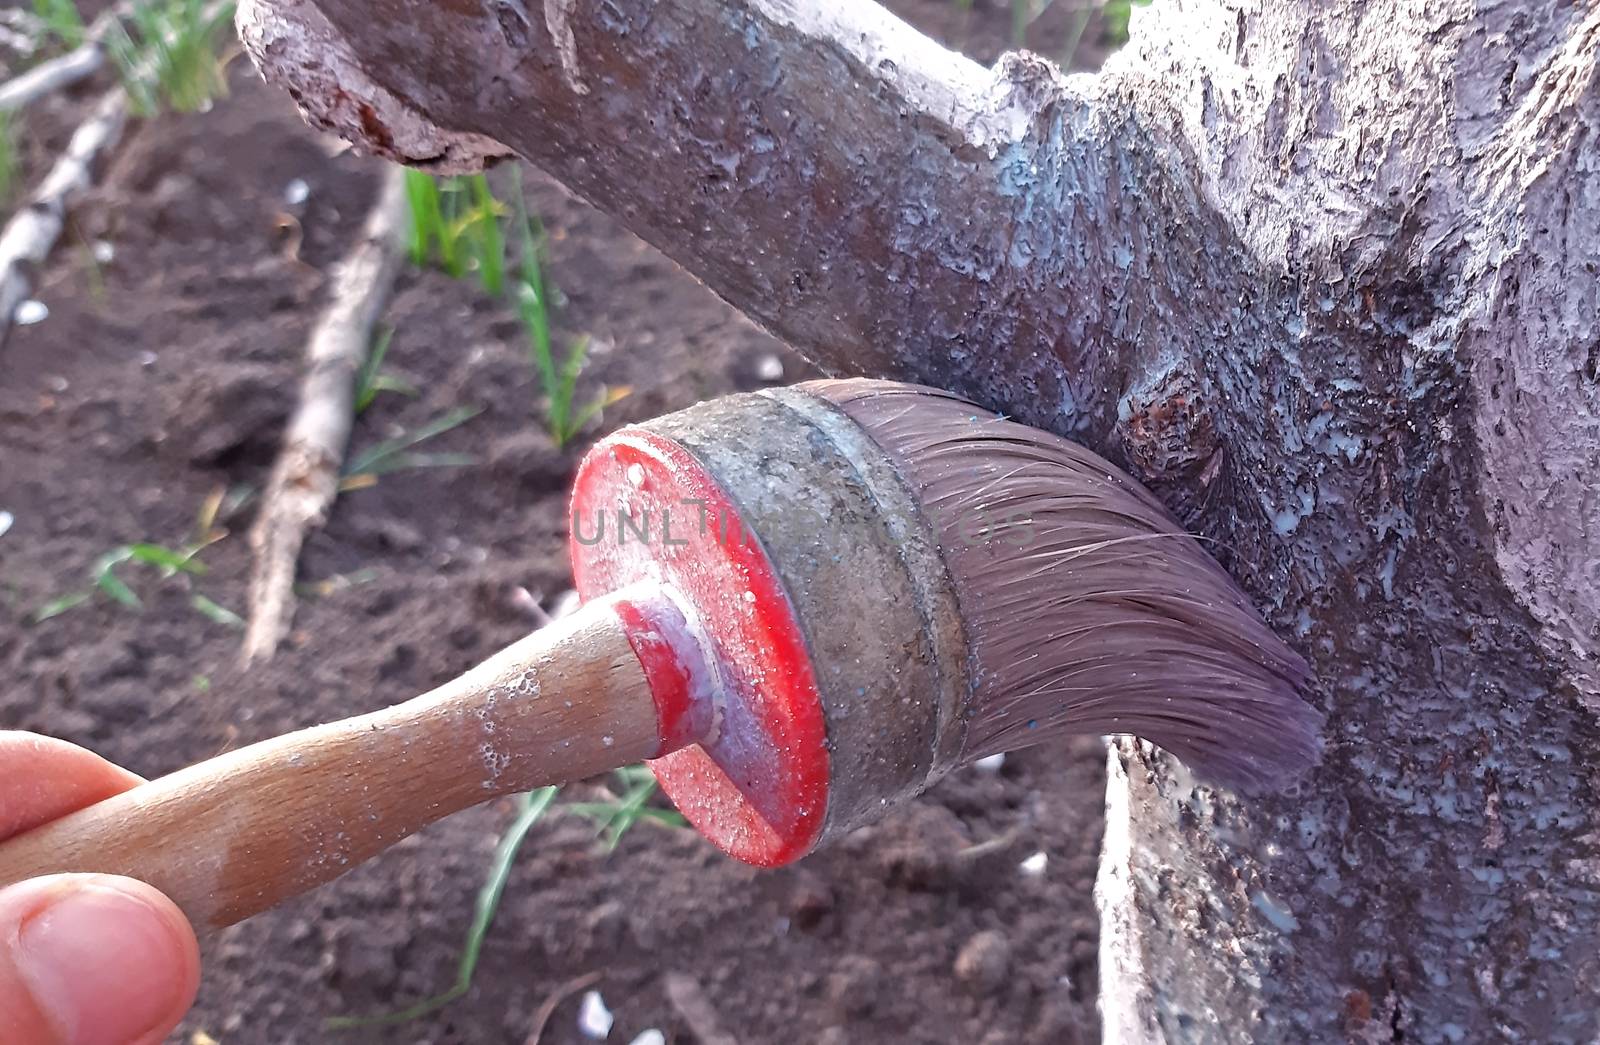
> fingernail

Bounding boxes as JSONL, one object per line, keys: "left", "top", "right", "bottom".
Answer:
{"left": 16, "top": 879, "right": 192, "bottom": 1045}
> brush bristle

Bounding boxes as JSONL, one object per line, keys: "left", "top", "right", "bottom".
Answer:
{"left": 805, "top": 380, "right": 1323, "bottom": 793}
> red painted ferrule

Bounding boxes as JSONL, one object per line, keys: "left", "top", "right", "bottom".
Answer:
{"left": 608, "top": 587, "right": 716, "bottom": 757}
{"left": 570, "top": 430, "right": 830, "bottom": 867}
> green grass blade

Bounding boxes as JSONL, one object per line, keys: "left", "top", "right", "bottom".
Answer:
{"left": 403, "top": 170, "right": 441, "bottom": 265}
{"left": 0, "top": 112, "right": 17, "bottom": 207}
{"left": 33, "top": 590, "right": 92, "bottom": 622}
{"left": 354, "top": 327, "right": 396, "bottom": 413}
{"left": 107, "top": 23, "right": 157, "bottom": 117}
{"left": 33, "top": 0, "right": 85, "bottom": 48}
{"left": 547, "top": 336, "right": 593, "bottom": 445}
{"left": 515, "top": 283, "right": 556, "bottom": 390}
{"left": 126, "top": 542, "right": 206, "bottom": 575}
{"left": 1012, "top": 0, "right": 1030, "bottom": 45}
{"left": 95, "top": 570, "right": 141, "bottom": 610}
{"left": 107, "top": 0, "right": 233, "bottom": 116}
{"left": 563, "top": 768, "right": 681, "bottom": 851}
{"left": 510, "top": 170, "right": 555, "bottom": 381}
{"left": 369, "top": 374, "right": 417, "bottom": 399}
{"left": 190, "top": 593, "right": 244, "bottom": 628}
{"left": 565, "top": 391, "right": 614, "bottom": 442}
{"left": 326, "top": 787, "right": 560, "bottom": 1030}
{"left": 468, "top": 175, "right": 505, "bottom": 295}
{"left": 359, "top": 450, "right": 478, "bottom": 477}
{"left": 397, "top": 404, "right": 483, "bottom": 445}
{"left": 344, "top": 405, "right": 483, "bottom": 477}
{"left": 1102, "top": 0, "right": 1152, "bottom": 47}
{"left": 86, "top": 546, "right": 139, "bottom": 609}
{"left": 438, "top": 177, "right": 470, "bottom": 277}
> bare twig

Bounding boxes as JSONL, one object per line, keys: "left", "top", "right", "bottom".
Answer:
{"left": 0, "top": 8, "right": 128, "bottom": 114}
{"left": 0, "top": 44, "right": 104, "bottom": 112}
{"left": 0, "top": 87, "right": 126, "bottom": 344}
{"left": 241, "top": 163, "right": 408, "bottom": 664}
{"left": 663, "top": 972, "right": 738, "bottom": 1045}
{"left": 523, "top": 970, "right": 602, "bottom": 1045}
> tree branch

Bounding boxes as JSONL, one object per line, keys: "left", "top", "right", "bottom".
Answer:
{"left": 239, "top": 0, "right": 1251, "bottom": 446}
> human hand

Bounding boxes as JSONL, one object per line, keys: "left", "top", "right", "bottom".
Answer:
{"left": 0, "top": 732, "right": 199, "bottom": 1044}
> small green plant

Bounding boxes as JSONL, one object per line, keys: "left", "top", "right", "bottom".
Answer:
{"left": 33, "top": 543, "right": 205, "bottom": 620}
{"left": 108, "top": 0, "right": 236, "bottom": 116}
{"left": 402, "top": 170, "right": 507, "bottom": 295}
{"left": 33, "top": 487, "right": 245, "bottom": 624}
{"left": 402, "top": 168, "right": 442, "bottom": 264}
{"left": 352, "top": 327, "right": 416, "bottom": 414}
{"left": 326, "top": 763, "right": 682, "bottom": 1028}
{"left": 32, "top": 0, "right": 85, "bottom": 48}
{"left": 563, "top": 765, "right": 686, "bottom": 851}
{"left": 950, "top": 0, "right": 1151, "bottom": 60}
{"left": 1012, "top": 0, "right": 1036, "bottom": 46}
{"left": 1101, "top": 0, "right": 1153, "bottom": 47}
{"left": 327, "top": 787, "right": 561, "bottom": 1029}
{"left": 509, "top": 171, "right": 628, "bottom": 447}
{"left": 340, "top": 404, "right": 482, "bottom": 490}
{"left": 0, "top": 113, "right": 18, "bottom": 207}
{"left": 403, "top": 166, "right": 625, "bottom": 447}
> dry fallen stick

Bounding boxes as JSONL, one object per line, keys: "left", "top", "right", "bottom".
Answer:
{"left": 241, "top": 162, "right": 409, "bottom": 664}
{"left": 663, "top": 972, "right": 737, "bottom": 1045}
{"left": 0, "top": 44, "right": 104, "bottom": 112}
{"left": 524, "top": 970, "right": 603, "bottom": 1045}
{"left": 0, "top": 8, "right": 129, "bottom": 114}
{"left": 0, "top": 87, "right": 126, "bottom": 345}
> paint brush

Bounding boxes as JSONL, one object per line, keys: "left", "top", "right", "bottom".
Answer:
{"left": 0, "top": 380, "right": 1321, "bottom": 930}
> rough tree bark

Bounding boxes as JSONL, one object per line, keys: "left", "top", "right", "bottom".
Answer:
{"left": 237, "top": 0, "right": 1600, "bottom": 1040}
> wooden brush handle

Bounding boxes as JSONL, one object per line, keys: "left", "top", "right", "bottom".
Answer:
{"left": 0, "top": 591, "right": 664, "bottom": 932}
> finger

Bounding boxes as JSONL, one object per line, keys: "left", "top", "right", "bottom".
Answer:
{"left": 0, "top": 874, "right": 200, "bottom": 1045}
{"left": 0, "top": 733, "right": 142, "bottom": 841}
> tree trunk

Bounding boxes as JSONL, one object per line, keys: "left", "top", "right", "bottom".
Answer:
{"left": 237, "top": 0, "right": 1600, "bottom": 1039}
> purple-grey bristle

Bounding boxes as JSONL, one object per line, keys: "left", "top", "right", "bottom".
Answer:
{"left": 805, "top": 380, "right": 1324, "bottom": 793}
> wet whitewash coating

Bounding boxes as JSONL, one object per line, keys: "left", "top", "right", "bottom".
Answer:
{"left": 238, "top": 0, "right": 1600, "bottom": 1040}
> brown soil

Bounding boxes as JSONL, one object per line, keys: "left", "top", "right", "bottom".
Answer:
{"left": 1, "top": 4, "right": 1108, "bottom": 1042}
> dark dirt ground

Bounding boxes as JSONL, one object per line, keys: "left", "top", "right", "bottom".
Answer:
{"left": 1, "top": 3, "right": 1120, "bottom": 1042}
